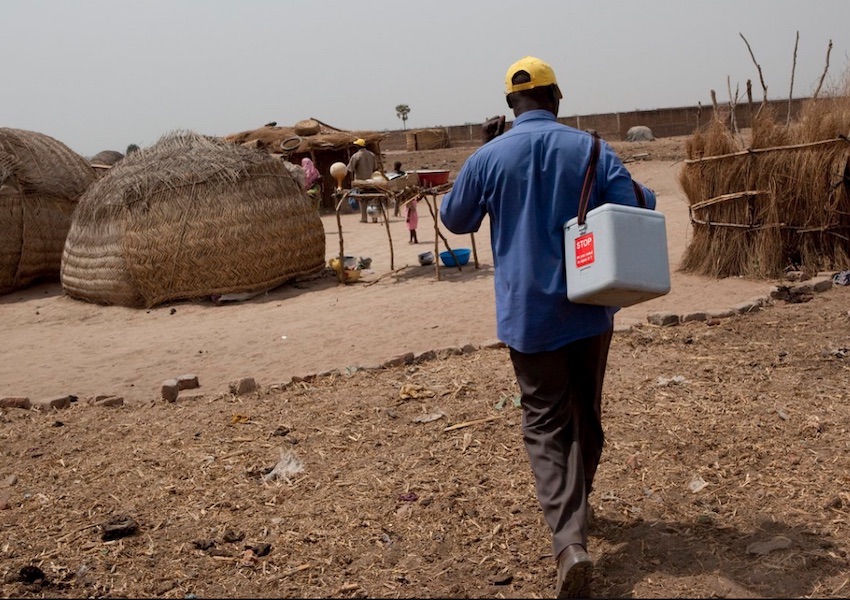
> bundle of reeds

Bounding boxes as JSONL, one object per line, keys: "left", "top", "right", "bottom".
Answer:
{"left": 0, "top": 128, "right": 96, "bottom": 294}
{"left": 679, "top": 95, "right": 850, "bottom": 279}
{"left": 61, "top": 131, "right": 325, "bottom": 308}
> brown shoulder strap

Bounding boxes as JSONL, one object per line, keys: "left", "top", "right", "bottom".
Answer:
{"left": 632, "top": 180, "right": 647, "bottom": 208}
{"left": 577, "top": 134, "right": 648, "bottom": 225}
{"left": 577, "top": 134, "right": 601, "bottom": 226}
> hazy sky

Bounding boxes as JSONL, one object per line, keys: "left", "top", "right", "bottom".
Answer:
{"left": 3, "top": 0, "right": 849, "bottom": 157}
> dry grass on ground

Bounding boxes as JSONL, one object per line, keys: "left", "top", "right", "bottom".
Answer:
{"left": 1, "top": 286, "right": 849, "bottom": 598}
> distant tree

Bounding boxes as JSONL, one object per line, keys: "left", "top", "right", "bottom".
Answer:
{"left": 126, "top": 143, "right": 140, "bottom": 155}
{"left": 395, "top": 104, "right": 411, "bottom": 130}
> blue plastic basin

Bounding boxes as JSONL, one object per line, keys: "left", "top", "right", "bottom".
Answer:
{"left": 439, "top": 248, "right": 471, "bottom": 267}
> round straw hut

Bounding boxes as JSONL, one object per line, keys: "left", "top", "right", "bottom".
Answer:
{"left": 91, "top": 150, "right": 124, "bottom": 166}
{"left": 0, "top": 127, "right": 96, "bottom": 295}
{"left": 61, "top": 131, "right": 325, "bottom": 308}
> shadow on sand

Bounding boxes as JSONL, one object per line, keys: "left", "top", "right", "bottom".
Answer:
{"left": 593, "top": 514, "right": 844, "bottom": 597}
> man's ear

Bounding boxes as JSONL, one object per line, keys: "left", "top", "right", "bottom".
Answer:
{"left": 506, "top": 95, "right": 514, "bottom": 109}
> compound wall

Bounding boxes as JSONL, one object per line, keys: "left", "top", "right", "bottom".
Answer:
{"left": 381, "top": 97, "right": 810, "bottom": 151}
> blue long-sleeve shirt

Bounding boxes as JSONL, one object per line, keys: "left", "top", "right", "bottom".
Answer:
{"left": 440, "top": 110, "right": 656, "bottom": 353}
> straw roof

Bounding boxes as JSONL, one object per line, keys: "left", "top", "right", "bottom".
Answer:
{"left": 679, "top": 96, "right": 850, "bottom": 279}
{"left": 224, "top": 118, "right": 385, "bottom": 154}
{"left": 91, "top": 150, "right": 125, "bottom": 166}
{"left": 61, "top": 131, "right": 325, "bottom": 308}
{"left": 0, "top": 127, "right": 96, "bottom": 295}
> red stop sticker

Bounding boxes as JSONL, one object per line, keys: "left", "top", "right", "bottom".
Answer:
{"left": 575, "top": 233, "right": 595, "bottom": 267}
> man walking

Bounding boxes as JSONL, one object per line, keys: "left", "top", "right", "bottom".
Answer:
{"left": 347, "top": 138, "right": 381, "bottom": 223}
{"left": 440, "top": 56, "right": 657, "bottom": 597}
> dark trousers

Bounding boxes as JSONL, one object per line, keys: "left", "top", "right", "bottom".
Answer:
{"left": 509, "top": 328, "right": 613, "bottom": 558}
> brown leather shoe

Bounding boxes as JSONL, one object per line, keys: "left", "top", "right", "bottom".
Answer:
{"left": 555, "top": 544, "right": 593, "bottom": 598}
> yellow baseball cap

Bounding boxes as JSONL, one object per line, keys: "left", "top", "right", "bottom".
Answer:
{"left": 353, "top": 138, "right": 366, "bottom": 147}
{"left": 505, "top": 56, "right": 562, "bottom": 98}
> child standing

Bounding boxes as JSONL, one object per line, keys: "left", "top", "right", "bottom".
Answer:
{"left": 405, "top": 197, "right": 419, "bottom": 244}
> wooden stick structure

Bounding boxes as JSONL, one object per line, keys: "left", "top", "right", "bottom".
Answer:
{"left": 333, "top": 180, "right": 481, "bottom": 285}
{"left": 471, "top": 232, "right": 480, "bottom": 268}
{"left": 379, "top": 197, "right": 395, "bottom": 271}
{"left": 683, "top": 137, "right": 850, "bottom": 164}
{"left": 416, "top": 182, "right": 480, "bottom": 280}
{"left": 334, "top": 192, "right": 348, "bottom": 284}
{"left": 334, "top": 188, "right": 396, "bottom": 281}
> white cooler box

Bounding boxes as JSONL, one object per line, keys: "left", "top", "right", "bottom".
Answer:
{"left": 564, "top": 203, "right": 671, "bottom": 307}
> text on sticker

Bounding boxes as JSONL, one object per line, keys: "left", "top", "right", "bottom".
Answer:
{"left": 575, "top": 233, "right": 595, "bottom": 267}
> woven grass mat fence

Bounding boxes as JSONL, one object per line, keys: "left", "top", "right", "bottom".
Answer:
{"left": 679, "top": 99, "right": 850, "bottom": 279}
{"left": 0, "top": 128, "right": 95, "bottom": 294}
{"left": 405, "top": 128, "right": 450, "bottom": 151}
{"left": 61, "top": 131, "right": 325, "bottom": 308}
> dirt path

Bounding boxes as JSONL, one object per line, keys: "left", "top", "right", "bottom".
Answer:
{"left": 0, "top": 156, "right": 772, "bottom": 405}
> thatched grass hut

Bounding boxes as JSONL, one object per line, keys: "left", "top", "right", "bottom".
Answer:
{"left": 225, "top": 119, "right": 385, "bottom": 211}
{"left": 679, "top": 96, "right": 850, "bottom": 279}
{"left": 91, "top": 150, "right": 124, "bottom": 166}
{"left": 90, "top": 150, "right": 125, "bottom": 179}
{"left": 0, "top": 127, "right": 96, "bottom": 295}
{"left": 61, "top": 131, "right": 325, "bottom": 308}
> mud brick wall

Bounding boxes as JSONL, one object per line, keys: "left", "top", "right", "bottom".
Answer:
{"left": 380, "top": 98, "right": 811, "bottom": 151}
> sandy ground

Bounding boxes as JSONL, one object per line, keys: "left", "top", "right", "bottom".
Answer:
{"left": 3, "top": 138, "right": 850, "bottom": 599}
{"left": 0, "top": 151, "right": 772, "bottom": 406}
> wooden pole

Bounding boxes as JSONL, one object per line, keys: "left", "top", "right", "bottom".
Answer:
{"left": 334, "top": 193, "right": 348, "bottom": 284}
{"left": 683, "top": 136, "right": 850, "bottom": 164}
{"left": 380, "top": 196, "right": 394, "bottom": 271}
{"left": 422, "top": 192, "right": 462, "bottom": 272}
{"left": 788, "top": 30, "right": 799, "bottom": 125}
{"left": 418, "top": 193, "right": 440, "bottom": 280}
{"left": 430, "top": 195, "right": 440, "bottom": 280}
{"left": 740, "top": 32, "right": 768, "bottom": 106}
{"left": 813, "top": 39, "right": 833, "bottom": 99}
{"left": 727, "top": 76, "right": 739, "bottom": 135}
{"left": 470, "top": 232, "right": 480, "bottom": 268}
{"left": 689, "top": 190, "right": 770, "bottom": 211}
{"left": 746, "top": 80, "right": 754, "bottom": 128}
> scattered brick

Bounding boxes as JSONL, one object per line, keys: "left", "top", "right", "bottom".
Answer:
{"left": 176, "top": 374, "right": 200, "bottom": 390}
{"left": 229, "top": 377, "right": 258, "bottom": 396}
{"left": 94, "top": 396, "right": 124, "bottom": 408}
{"left": 414, "top": 350, "right": 437, "bottom": 363}
{"left": 733, "top": 301, "right": 761, "bottom": 314}
{"left": 161, "top": 379, "right": 179, "bottom": 403}
{"left": 436, "top": 347, "right": 463, "bottom": 359}
{"left": 480, "top": 339, "right": 507, "bottom": 349}
{"left": 647, "top": 313, "right": 680, "bottom": 327}
{"left": 32, "top": 395, "right": 72, "bottom": 411}
{"left": 0, "top": 397, "right": 31, "bottom": 410}
{"left": 382, "top": 353, "right": 414, "bottom": 368}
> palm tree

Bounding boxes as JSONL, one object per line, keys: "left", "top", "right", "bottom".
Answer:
{"left": 395, "top": 104, "right": 411, "bottom": 130}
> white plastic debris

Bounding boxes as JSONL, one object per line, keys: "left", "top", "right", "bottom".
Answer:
{"left": 412, "top": 409, "right": 446, "bottom": 424}
{"left": 688, "top": 474, "right": 708, "bottom": 493}
{"left": 263, "top": 449, "right": 304, "bottom": 483}
{"left": 746, "top": 535, "right": 792, "bottom": 555}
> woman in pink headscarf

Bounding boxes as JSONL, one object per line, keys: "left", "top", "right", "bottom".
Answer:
{"left": 301, "top": 157, "right": 322, "bottom": 209}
